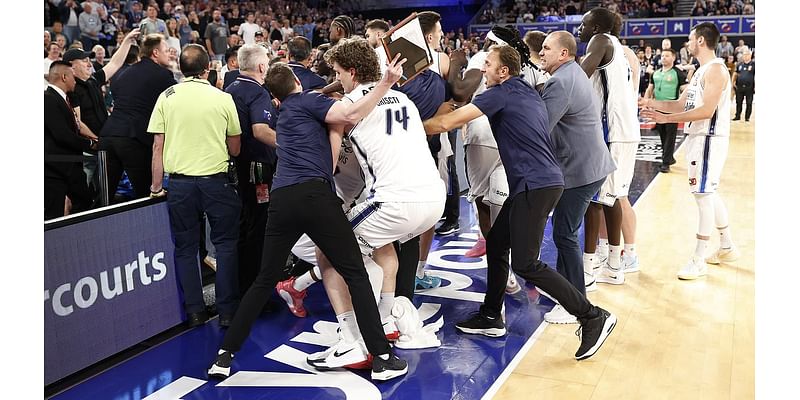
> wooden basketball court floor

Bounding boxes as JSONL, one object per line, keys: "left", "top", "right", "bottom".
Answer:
{"left": 493, "top": 118, "right": 755, "bottom": 399}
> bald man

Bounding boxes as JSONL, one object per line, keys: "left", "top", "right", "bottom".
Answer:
{"left": 538, "top": 31, "right": 615, "bottom": 323}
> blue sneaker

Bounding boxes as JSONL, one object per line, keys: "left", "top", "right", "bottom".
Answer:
{"left": 415, "top": 273, "right": 441, "bottom": 290}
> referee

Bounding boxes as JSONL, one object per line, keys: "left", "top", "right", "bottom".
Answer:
{"left": 148, "top": 44, "right": 243, "bottom": 327}
{"left": 645, "top": 48, "right": 687, "bottom": 173}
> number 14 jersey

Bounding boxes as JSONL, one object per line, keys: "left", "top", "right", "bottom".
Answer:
{"left": 344, "top": 83, "right": 445, "bottom": 203}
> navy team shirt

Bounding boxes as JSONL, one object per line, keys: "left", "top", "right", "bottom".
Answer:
{"left": 395, "top": 69, "right": 446, "bottom": 120}
{"left": 225, "top": 75, "right": 277, "bottom": 165}
{"left": 271, "top": 90, "right": 336, "bottom": 191}
{"left": 471, "top": 76, "right": 564, "bottom": 197}
{"left": 289, "top": 62, "right": 327, "bottom": 90}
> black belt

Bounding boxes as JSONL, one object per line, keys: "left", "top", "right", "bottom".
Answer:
{"left": 307, "top": 177, "right": 330, "bottom": 184}
{"left": 169, "top": 172, "right": 227, "bottom": 180}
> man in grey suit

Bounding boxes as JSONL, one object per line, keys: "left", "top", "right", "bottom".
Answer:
{"left": 538, "top": 31, "right": 616, "bottom": 324}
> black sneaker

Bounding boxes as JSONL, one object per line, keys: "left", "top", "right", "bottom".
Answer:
{"left": 574, "top": 308, "right": 617, "bottom": 360}
{"left": 659, "top": 164, "right": 670, "bottom": 173}
{"left": 207, "top": 350, "right": 234, "bottom": 379}
{"left": 435, "top": 221, "right": 459, "bottom": 235}
{"left": 371, "top": 353, "right": 408, "bottom": 381}
{"left": 732, "top": 117, "right": 741, "bottom": 121}
{"left": 455, "top": 312, "right": 506, "bottom": 337}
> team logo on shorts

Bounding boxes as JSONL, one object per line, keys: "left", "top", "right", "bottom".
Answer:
{"left": 689, "top": 178, "right": 697, "bottom": 186}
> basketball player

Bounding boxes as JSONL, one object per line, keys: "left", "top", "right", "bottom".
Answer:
{"left": 578, "top": 8, "right": 641, "bottom": 286}
{"left": 640, "top": 22, "right": 740, "bottom": 279}
{"left": 425, "top": 44, "right": 617, "bottom": 361}
{"left": 305, "top": 37, "right": 445, "bottom": 370}
{"left": 208, "top": 52, "right": 411, "bottom": 382}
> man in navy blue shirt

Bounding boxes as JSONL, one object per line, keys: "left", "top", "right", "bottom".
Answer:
{"left": 209, "top": 54, "right": 412, "bottom": 382}
{"left": 287, "top": 36, "right": 327, "bottom": 90}
{"left": 224, "top": 44, "right": 278, "bottom": 309}
{"left": 424, "top": 45, "right": 616, "bottom": 361}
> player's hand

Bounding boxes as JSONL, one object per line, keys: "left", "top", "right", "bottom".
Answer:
{"left": 449, "top": 48, "right": 467, "bottom": 66}
{"left": 637, "top": 96, "right": 651, "bottom": 109}
{"left": 125, "top": 28, "right": 141, "bottom": 43}
{"left": 381, "top": 53, "right": 408, "bottom": 86}
{"left": 639, "top": 109, "right": 667, "bottom": 124}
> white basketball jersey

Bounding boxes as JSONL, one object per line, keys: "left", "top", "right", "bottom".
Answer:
{"left": 334, "top": 136, "right": 365, "bottom": 208}
{"left": 683, "top": 58, "right": 731, "bottom": 137}
{"left": 590, "top": 33, "right": 641, "bottom": 143}
{"left": 375, "top": 46, "right": 388, "bottom": 77}
{"left": 463, "top": 50, "right": 498, "bottom": 148}
{"left": 430, "top": 49, "right": 444, "bottom": 77}
{"left": 344, "top": 83, "right": 445, "bottom": 202}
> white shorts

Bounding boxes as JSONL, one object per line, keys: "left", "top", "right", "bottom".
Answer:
{"left": 291, "top": 234, "right": 318, "bottom": 265}
{"left": 465, "top": 144, "right": 504, "bottom": 203}
{"left": 347, "top": 200, "right": 445, "bottom": 257}
{"left": 685, "top": 134, "right": 729, "bottom": 194}
{"left": 594, "top": 141, "right": 638, "bottom": 206}
{"left": 486, "top": 166, "right": 509, "bottom": 206}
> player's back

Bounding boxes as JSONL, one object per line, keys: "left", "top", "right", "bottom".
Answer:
{"left": 345, "top": 83, "right": 444, "bottom": 203}
{"left": 590, "top": 33, "right": 641, "bottom": 143}
{"left": 683, "top": 58, "right": 731, "bottom": 137}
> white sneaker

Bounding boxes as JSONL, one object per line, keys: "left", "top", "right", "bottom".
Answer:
{"left": 544, "top": 304, "right": 578, "bottom": 324}
{"left": 382, "top": 316, "right": 400, "bottom": 341}
{"left": 705, "top": 246, "right": 741, "bottom": 265}
{"left": 506, "top": 273, "right": 522, "bottom": 294}
{"left": 621, "top": 253, "right": 640, "bottom": 273}
{"left": 594, "top": 249, "right": 608, "bottom": 271}
{"left": 677, "top": 257, "right": 708, "bottom": 280}
{"left": 596, "top": 264, "right": 624, "bottom": 285}
{"left": 306, "top": 338, "right": 369, "bottom": 370}
{"left": 585, "top": 271, "right": 597, "bottom": 292}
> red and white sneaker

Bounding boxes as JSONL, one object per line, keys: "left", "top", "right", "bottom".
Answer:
{"left": 465, "top": 237, "right": 487, "bottom": 258}
{"left": 276, "top": 277, "right": 308, "bottom": 317}
{"left": 383, "top": 317, "right": 400, "bottom": 341}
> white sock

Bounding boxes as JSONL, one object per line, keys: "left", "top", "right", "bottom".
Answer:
{"left": 416, "top": 261, "right": 427, "bottom": 279}
{"left": 378, "top": 353, "right": 390, "bottom": 360}
{"left": 624, "top": 244, "right": 636, "bottom": 258}
{"left": 608, "top": 245, "right": 622, "bottom": 272}
{"left": 336, "top": 311, "right": 359, "bottom": 343}
{"left": 378, "top": 292, "right": 394, "bottom": 321}
{"left": 597, "top": 239, "right": 609, "bottom": 256}
{"left": 694, "top": 238, "right": 709, "bottom": 259}
{"left": 718, "top": 226, "right": 733, "bottom": 249}
{"left": 583, "top": 253, "right": 595, "bottom": 273}
{"left": 293, "top": 266, "right": 320, "bottom": 292}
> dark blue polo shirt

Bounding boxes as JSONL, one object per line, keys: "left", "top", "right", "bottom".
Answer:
{"left": 289, "top": 62, "right": 327, "bottom": 90}
{"left": 271, "top": 90, "right": 336, "bottom": 191}
{"left": 471, "top": 76, "right": 564, "bottom": 197}
{"left": 395, "top": 69, "right": 446, "bottom": 120}
{"left": 225, "top": 75, "right": 277, "bottom": 165}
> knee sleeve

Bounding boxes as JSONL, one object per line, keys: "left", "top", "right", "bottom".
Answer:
{"left": 694, "top": 193, "right": 715, "bottom": 237}
{"left": 712, "top": 193, "right": 730, "bottom": 228}
{"left": 364, "top": 256, "right": 384, "bottom": 305}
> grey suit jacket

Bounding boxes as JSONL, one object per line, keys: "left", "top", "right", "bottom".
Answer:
{"left": 541, "top": 60, "right": 616, "bottom": 189}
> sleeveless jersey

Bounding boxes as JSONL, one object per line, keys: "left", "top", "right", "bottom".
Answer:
{"left": 334, "top": 136, "right": 365, "bottom": 207}
{"left": 590, "top": 33, "right": 641, "bottom": 143}
{"left": 344, "top": 83, "right": 445, "bottom": 202}
{"left": 463, "top": 50, "right": 498, "bottom": 148}
{"left": 683, "top": 58, "right": 731, "bottom": 137}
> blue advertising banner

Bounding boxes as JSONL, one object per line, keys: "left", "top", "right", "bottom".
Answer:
{"left": 471, "top": 16, "right": 756, "bottom": 37}
{"left": 667, "top": 19, "right": 691, "bottom": 36}
{"left": 44, "top": 202, "right": 183, "bottom": 385}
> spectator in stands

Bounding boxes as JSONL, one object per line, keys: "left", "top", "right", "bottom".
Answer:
{"left": 160, "top": 2, "right": 175, "bottom": 21}
{"left": 288, "top": 36, "right": 327, "bottom": 90}
{"left": 206, "top": 8, "right": 231, "bottom": 62}
{"left": 140, "top": 4, "right": 167, "bottom": 37}
{"left": 44, "top": 43, "right": 62, "bottom": 79}
{"left": 91, "top": 44, "right": 106, "bottom": 71}
{"left": 45, "top": 61, "right": 95, "bottom": 219}
{"left": 127, "top": 1, "right": 145, "bottom": 29}
{"left": 716, "top": 35, "right": 734, "bottom": 58}
{"left": 166, "top": 18, "right": 182, "bottom": 56}
{"left": 179, "top": 15, "right": 193, "bottom": 47}
{"left": 240, "top": 12, "right": 261, "bottom": 45}
{"left": 45, "top": 30, "right": 52, "bottom": 57}
{"left": 148, "top": 44, "right": 242, "bottom": 328}
{"left": 59, "top": 0, "right": 82, "bottom": 45}
{"left": 735, "top": 39, "right": 749, "bottom": 62}
{"left": 79, "top": 2, "right": 102, "bottom": 51}
{"left": 98, "top": 33, "right": 176, "bottom": 202}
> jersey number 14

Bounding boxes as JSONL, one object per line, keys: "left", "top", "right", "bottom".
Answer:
{"left": 385, "top": 106, "right": 409, "bottom": 135}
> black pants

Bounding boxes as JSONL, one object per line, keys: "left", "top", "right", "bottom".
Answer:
{"left": 44, "top": 164, "right": 94, "bottom": 220}
{"left": 442, "top": 130, "right": 461, "bottom": 223}
{"left": 482, "top": 187, "right": 598, "bottom": 322}
{"left": 236, "top": 162, "right": 273, "bottom": 294}
{"left": 394, "top": 235, "right": 420, "bottom": 300}
{"left": 655, "top": 123, "right": 678, "bottom": 166}
{"left": 222, "top": 179, "right": 390, "bottom": 356}
{"left": 98, "top": 136, "right": 152, "bottom": 202}
{"left": 735, "top": 87, "right": 754, "bottom": 120}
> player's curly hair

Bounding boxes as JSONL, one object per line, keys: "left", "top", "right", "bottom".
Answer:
{"left": 324, "top": 37, "right": 381, "bottom": 84}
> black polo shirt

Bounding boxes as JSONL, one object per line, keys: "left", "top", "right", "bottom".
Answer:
{"left": 68, "top": 69, "right": 107, "bottom": 135}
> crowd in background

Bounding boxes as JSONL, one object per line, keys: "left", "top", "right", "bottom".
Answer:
{"left": 692, "top": 0, "right": 754, "bottom": 16}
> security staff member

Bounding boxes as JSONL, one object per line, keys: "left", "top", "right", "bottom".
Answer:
{"left": 732, "top": 48, "right": 754, "bottom": 122}
{"left": 148, "top": 44, "right": 242, "bottom": 328}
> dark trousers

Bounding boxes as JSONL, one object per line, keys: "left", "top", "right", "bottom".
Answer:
{"left": 222, "top": 180, "right": 391, "bottom": 356}
{"left": 98, "top": 136, "right": 152, "bottom": 201}
{"left": 655, "top": 123, "right": 678, "bottom": 166}
{"left": 44, "top": 164, "right": 94, "bottom": 220}
{"left": 394, "top": 235, "right": 420, "bottom": 300}
{"left": 167, "top": 174, "right": 241, "bottom": 316}
{"left": 236, "top": 162, "right": 273, "bottom": 294}
{"left": 735, "top": 87, "right": 754, "bottom": 120}
{"left": 553, "top": 178, "right": 606, "bottom": 296}
{"left": 482, "top": 187, "right": 598, "bottom": 322}
{"left": 442, "top": 130, "right": 460, "bottom": 223}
